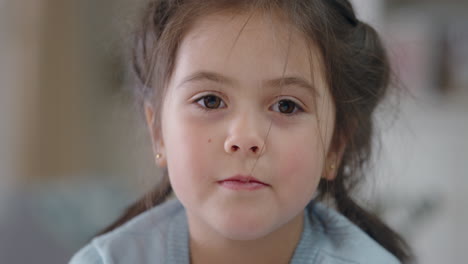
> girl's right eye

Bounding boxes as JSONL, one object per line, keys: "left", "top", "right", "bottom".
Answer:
{"left": 195, "top": 94, "right": 226, "bottom": 110}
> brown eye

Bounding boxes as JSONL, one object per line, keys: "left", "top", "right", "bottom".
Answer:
{"left": 275, "top": 99, "right": 300, "bottom": 114}
{"left": 196, "top": 95, "right": 225, "bottom": 109}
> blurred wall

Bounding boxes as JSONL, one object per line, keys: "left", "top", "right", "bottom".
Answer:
{"left": 0, "top": 0, "right": 44, "bottom": 204}
{"left": 0, "top": 0, "right": 157, "bottom": 185}
{"left": 1, "top": 1, "right": 154, "bottom": 263}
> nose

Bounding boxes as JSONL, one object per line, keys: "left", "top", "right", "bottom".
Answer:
{"left": 224, "top": 114, "right": 267, "bottom": 157}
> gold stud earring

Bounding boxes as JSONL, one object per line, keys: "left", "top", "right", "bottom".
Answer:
{"left": 330, "top": 164, "right": 335, "bottom": 170}
{"left": 156, "top": 153, "right": 162, "bottom": 159}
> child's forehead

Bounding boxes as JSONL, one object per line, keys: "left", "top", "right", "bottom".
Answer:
{"left": 185, "top": 10, "right": 302, "bottom": 50}
{"left": 174, "top": 10, "right": 326, "bottom": 88}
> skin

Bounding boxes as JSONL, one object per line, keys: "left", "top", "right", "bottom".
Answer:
{"left": 145, "top": 10, "right": 341, "bottom": 264}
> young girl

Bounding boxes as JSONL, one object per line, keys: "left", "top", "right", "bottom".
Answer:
{"left": 71, "top": 0, "right": 412, "bottom": 263}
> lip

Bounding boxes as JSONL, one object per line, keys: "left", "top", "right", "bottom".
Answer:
{"left": 218, "top": 174, "right": 269, "bottom": 191}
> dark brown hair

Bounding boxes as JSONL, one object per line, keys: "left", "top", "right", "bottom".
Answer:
{"left": 99, "top": 0, "right": 412, "bottom": 262}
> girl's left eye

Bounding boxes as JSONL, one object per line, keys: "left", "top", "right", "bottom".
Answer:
{"left": 195, "top": 94, "right": 226, "bottom": 110}
{"left": 271, "top": 99, "right": 303, "bottom": 115}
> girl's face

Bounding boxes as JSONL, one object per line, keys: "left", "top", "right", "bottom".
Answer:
{"left": 148, "top": 11, "right": 337, "bottom": 241}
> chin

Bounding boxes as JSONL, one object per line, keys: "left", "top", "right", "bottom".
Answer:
{"left": 211, "top": 211, "right": 277, "bottom": 241}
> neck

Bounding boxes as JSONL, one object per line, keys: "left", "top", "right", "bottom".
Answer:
{"left": 188, "top": 211, "right": 304, "bottom": 264}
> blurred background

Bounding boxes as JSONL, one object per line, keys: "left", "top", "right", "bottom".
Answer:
{"left": 1, "top": 0, "right": 467, "bottom": 263}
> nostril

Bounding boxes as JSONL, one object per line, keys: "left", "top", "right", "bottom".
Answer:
{"left": 229, "top": 145, "right": 261, "bottom": 154}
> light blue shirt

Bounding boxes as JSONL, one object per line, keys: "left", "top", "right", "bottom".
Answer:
{"left": 70, "top": 198, "right": 400, "bottom": 264}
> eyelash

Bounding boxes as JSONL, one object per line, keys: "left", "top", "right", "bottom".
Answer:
{"left": 193, "top": 94, "right": 305, "bottom": 115}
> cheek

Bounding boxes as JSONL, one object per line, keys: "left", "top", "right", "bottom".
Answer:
{"left": 163, "top": 113, "right": 217, "bottom": 195}
{"left": 274, "top": 127, "right": 326, "bottom": 197}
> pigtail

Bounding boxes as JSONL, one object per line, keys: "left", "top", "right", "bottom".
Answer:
{"left": 315, "top": 3, "right": 414, "bottom": 261}
{"left": 96, "top": 172, "right": 172, "bottom": 236}
{"left": 331, "top": 179, "right": 413, "bottom": 262}
{"left": 96, "top": 0, "right": 177, "bottom": 237}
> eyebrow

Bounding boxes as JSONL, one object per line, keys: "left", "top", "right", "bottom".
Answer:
{"left": 264, "top": 76, "right": 320, "bottom": 97}
{"left": 177, "top": 71, "right": 320, "bottom": 97}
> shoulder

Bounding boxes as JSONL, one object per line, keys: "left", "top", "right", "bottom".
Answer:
{"left": 68, "top": 198, "right": 186, "bottom": 264}
{"left": 307, "top": 202, "right": 401, "bottom": 264}
{"left": 69, "top": 243, "right": 103, "bottom": 264}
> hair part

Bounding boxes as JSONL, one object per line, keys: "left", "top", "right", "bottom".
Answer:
{"left": 98, "top": 0, "right": 413, "bottom": 262}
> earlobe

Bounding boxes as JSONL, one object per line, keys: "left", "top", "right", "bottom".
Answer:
{"left": 324, "top": 119, "right": 358, "bottom": 180}
{"left": 154, "top": 152, "right": 167, "bottom": 168}
{"left": 323, "top": 137, "right": 347, "bottom": 181}
{"left": 144, "top": 102, "right": 167, "bottom": 168}
{"left": 323, "top": 159, "right": 338, "bottom": 181}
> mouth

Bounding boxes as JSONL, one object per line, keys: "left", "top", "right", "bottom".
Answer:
{"left": 217, "top": 175, "right": 270, "bottom": 191}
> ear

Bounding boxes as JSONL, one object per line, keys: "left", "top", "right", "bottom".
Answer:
{"left": 322, "top": 133, "right": 346, "bottom": 181}
{"left": 144, "top": 102, "right": 167, "bottom": 168}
